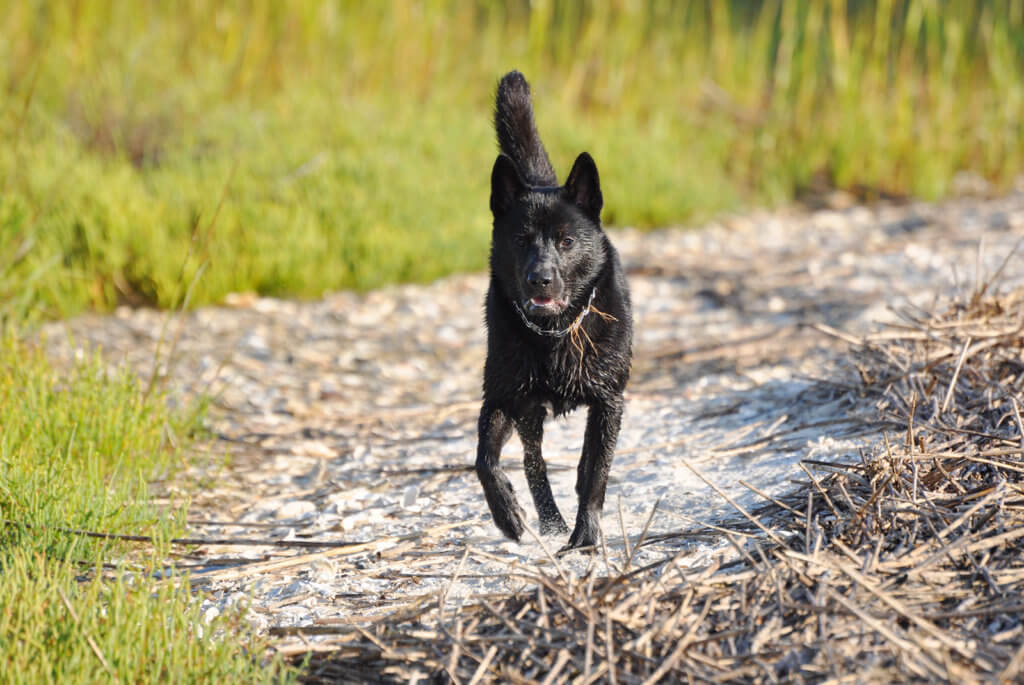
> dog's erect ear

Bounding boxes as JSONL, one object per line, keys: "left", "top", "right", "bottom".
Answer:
{"left": 563, "top": 152, "right": 603, "bottom": 222}
{"left": 491, "top": 154, "right": 526, "bottom": 216}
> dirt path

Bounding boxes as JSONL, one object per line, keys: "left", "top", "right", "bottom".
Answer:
{"left": 42, "top": 194, "right": 1024, "bottom": 645}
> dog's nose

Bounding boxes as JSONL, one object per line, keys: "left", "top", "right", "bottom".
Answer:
{"left": 527, "top": 269, "right": 553, "bottom": 287}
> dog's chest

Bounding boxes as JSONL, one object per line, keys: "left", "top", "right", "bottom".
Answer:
{"left": 525, "top": 342, "right": 602, "bottom": 409}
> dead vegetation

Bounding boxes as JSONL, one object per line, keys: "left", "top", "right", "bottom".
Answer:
{"left": 292, "top": 272, "right": 1024, "bottom": 683}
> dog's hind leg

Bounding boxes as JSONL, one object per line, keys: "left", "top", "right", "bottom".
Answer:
{"left": 475, "top": 404, "right": 526, "bottom": 541}
{"left": 515, "top": 404, "right": 570, "bottom": 536}
{"left": 563, "top": 397, "right": 624, "bottom": 552}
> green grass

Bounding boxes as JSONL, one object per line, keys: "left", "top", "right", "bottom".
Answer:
{"left": 0, "top": 334, "right": 291, "bottom": 682}
{"left": 2, "top": 1, "right": 1022, "bottom": 320}
{"left": 0, "top": 339, "right": 182, "bottom": 554}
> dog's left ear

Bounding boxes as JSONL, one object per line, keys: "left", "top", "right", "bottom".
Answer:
{"left": 564, "top": 152, "right": 603, "bottom": 222}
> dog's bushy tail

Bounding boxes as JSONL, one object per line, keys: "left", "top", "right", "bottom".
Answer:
{"left": 495, "top": 71, "right": 557, "bottom": 187}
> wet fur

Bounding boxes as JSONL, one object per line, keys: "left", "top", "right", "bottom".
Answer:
{"left": 476, "top": 71, "right": 633, "bottom": 552}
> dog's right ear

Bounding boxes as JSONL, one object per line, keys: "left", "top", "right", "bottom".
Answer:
{"left": 490, "top": 154, "right": 525, "bottom": 216}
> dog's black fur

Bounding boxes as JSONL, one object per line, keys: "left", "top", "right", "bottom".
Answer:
{"left": 476, "top": 71, "right": 633, "bottom": 552}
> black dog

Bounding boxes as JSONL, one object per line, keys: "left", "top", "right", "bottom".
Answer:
{"left": 475, "top": 71, "right": 633, "bottom": 552}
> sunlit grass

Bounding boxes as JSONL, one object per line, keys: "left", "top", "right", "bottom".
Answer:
{"left": 0, "top": 335, "right": 186, "bottom": 555}
{"left": 0, "top": 551, "right": 288, "bottom": 683}
{"left": 1, "top": 0, "right": 1021, "bottom": 318}
{"left": 0, "top": 334, "right": 291, "bottom": 681}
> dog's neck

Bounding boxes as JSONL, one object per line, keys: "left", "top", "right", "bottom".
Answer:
{"left": 512, "top": 288, "right": 598, "bottom": 338}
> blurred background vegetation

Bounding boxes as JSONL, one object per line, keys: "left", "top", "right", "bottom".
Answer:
{"left": 2, "top": 0, "right": 1023, "bottom": 322}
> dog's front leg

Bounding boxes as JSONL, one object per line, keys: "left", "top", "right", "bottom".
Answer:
{"left": 563, "top": 397, "right": 624, "bottom": 551}
{"left": 475, "top": 403, "right": 526, "bottom": 540}
{"left": 515, "top": 404, "right": 570, "bottom": 536}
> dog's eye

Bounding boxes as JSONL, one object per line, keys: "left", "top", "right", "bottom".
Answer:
{"left": 559, "top": 237, "right": 575, "bottom": 249}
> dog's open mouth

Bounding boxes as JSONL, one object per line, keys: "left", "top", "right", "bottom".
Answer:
{"left": 526, "top": 296, "right": 568, "bottom": 314}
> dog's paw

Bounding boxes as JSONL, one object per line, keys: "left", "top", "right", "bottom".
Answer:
{"left": 558, "top": 514, "right": 602, "bottom": 555}
{"left": 556, "top": 540, "right": 596, "bottom": 556}
{"left": 493, "top": 505, "right": 526, "bottom": 542}
{"left": 557, "top": 526, "right": 598, "bottom": 555}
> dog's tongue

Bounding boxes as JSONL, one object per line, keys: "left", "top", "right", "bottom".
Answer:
{"left": 531, "top": 296, "right": 554, "bottom": 306}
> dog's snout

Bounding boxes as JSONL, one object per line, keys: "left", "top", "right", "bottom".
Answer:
{"left": 527, "top": 267, "right": 554, "bottom": 287}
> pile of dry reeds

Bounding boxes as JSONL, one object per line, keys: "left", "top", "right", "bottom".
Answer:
{"left": 297, "top": 282, "right": 1024, "bottom": 683}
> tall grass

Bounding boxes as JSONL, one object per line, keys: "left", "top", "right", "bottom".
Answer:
{"left": 0, "top": 336, "right": 183, "bottom": 555}
{"left": 0, "top": 335, "right": 290, "bottom": 681}
{"left": 1, "top": 0, "right": 1022, "bottom": 318}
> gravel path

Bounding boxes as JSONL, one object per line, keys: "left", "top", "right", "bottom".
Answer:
{"left": 42, "top": 194, "right": 1024, "bottom": 645}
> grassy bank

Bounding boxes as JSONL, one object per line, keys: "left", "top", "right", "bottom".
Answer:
{"left": 2, "top": 0, "right": 1023, "bottom": 319}
{"left": 0, "top": 335, "right": 289, "bottom": 682}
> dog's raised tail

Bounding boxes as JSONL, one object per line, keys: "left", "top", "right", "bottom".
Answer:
{"left": 495, "top": 71, "right": 557, "bottom": 187}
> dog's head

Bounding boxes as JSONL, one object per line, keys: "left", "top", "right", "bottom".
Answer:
{"left": 489, "top": 152, "right": 606, "bottom": 318}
